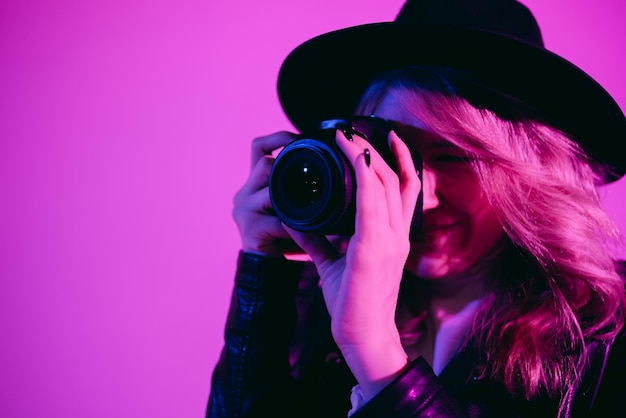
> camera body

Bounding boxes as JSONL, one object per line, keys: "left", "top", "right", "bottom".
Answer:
{"left": 269, "top": 115, "right": 422, "bottom": 236}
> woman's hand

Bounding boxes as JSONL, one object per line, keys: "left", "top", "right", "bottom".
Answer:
{"left": 286, "top": 129, "right": 421, "bottom": 399}
{"left": 232, "top": 131, "right": 300, "bottom": 257}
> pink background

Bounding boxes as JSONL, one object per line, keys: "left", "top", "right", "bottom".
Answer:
{"left": 1, "top": 1, "right": 624, "bottom": 417}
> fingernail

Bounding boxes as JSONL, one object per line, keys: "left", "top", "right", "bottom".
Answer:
{"left": 364, "top": 148, "right": 371, "bottom": 167}
{"left": 336, "top": 123, "right": 353, "bottom": 141}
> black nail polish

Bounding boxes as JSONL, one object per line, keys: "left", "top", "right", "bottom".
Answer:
{"left": 364, "top": 148, "right": 371, "bottom": 167}
{"left": 336, "top": 123, "right": 353, "bottom": 141}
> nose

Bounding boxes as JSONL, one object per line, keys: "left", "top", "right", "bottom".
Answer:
{"left": 420, "top": 166, "right": 440, "bottom": 210}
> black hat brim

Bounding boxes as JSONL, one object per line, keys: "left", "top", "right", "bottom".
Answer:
{"left": 277, "top": 23, "right": 626, "bottom": 182}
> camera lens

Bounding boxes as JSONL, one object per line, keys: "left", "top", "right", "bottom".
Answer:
{"left": 269, "top": 117, "right": 422, "bottom": 237}
{"left": 269, "top": 139, "right": 355, "bottom": 234}
{"left": 283, "top": 159, "right": 324, "bottom": 206}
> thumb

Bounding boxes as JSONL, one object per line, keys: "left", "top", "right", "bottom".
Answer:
{"left": 284, "top": 226, "right": 341, "bottom": 267}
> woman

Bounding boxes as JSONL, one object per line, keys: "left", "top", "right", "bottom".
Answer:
{"left": 208, "top": 1, "right": 626, "bottom": 417}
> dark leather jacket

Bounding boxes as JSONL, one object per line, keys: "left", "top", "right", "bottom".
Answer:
{"left": 208, "top": 252, "right": 626, "bottom": 417}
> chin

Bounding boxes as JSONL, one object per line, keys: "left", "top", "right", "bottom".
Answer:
{"left": 406, "top": 254, "right": 453, "bottom": 279}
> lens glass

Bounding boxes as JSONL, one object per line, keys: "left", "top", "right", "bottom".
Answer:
{"left": 270, "top": 139, "right": 353, "bottom": 233}
{"left": 273, "top": 147, "right": 331, "bottom": 220}
{"left": 283, "top": 159, "right": 324, "bottom": 208}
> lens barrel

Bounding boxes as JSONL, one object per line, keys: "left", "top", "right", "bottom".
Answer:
{"left": 269, "top": 116, "right": 420, "bottom": 235}
{"left": 270, "top": 138, "right": 355, "bottom": 234}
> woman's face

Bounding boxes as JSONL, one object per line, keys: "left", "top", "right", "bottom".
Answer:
{"left": 372, "top": 90, "right": 506, "bottom": 280}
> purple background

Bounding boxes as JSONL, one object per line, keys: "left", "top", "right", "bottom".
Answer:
{"left": 1, "top": 1, "right": 624, "bottom": 417}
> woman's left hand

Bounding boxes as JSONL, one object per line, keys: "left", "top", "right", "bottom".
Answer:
{"left": 286, "top": 128, "right": 421, "bottom": 399}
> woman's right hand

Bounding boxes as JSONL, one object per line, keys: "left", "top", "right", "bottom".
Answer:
{"left": 232, "top": 131, "right": 300, "bottom": 256}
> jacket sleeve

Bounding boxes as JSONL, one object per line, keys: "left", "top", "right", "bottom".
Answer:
{"left": 207, "top": 251, "right": 307, "bottom": 418}
{"left": 350, "top": 357, "right": 469, "bottom": 418}
{"left": 208, "top": 251, "right": 492, "bottom": 418}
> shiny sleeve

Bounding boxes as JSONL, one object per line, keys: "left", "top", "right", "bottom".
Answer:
{"left": 349, "top": 357, "right": 469, "bottom": 418}
{"left": 207, "top": 251, "right": 306, "bottom": 418}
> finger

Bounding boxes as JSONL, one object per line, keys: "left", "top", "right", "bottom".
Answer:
{"left": 250, "top": 132, "right": 297, "bottom": 172}
{"left": 259, "top": 216, "right": 292, "bottom": 239}
{"left": 352, "top": 150, "right": 380, "bottom": 244}
{"left": 284, "top": 226, "right": 341, "bottom": 268}
{"left": 234, "top": 156, "right": 275, "bottom": 203}
{"left": 334, "top": 131, "right": 380, "bottom": 240}
{"left": 248, "top": 214, "right": 291, "bottom": 237}
{"left": 337, "top": 130, "right": 401, "bottom": 231}
{"left": 389, "top": 130, "right": 421, "bottom": 231}
{"left": 234, "top": 186, "right": 274, "bottom": 214}
{"left": 246, "top": 218, "right": 294, "bottom": 255}
{"left": 234, "top": 208, "right": 293, "bottom": 255}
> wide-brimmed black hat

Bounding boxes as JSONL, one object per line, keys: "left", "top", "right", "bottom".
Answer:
{"left": 277, "top": 0, "right": 626, "bottom": 183}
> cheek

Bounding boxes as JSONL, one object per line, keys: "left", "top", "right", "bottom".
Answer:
{"left": 459, "top": 191, "right": 506, "bottom": 264}
{"left": 441, "top": 175, "right": 504, "bottom": 245}
{"left": 438, "top": 172, "right": 485, "bottom": 213}
{"left": 469, "top": 207, "right": 504, "bottom": 245}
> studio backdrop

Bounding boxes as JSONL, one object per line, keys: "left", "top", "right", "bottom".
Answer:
{"left": 1, "top": 1, "right": 625, "bottom": 417}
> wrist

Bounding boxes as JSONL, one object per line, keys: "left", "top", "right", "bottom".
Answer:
{"left": 340, "top": 338, "right": 409, "bottom": 401}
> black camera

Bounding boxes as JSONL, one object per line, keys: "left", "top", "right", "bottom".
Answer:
{"left": 269, "top": 115, "right": 422, "bottom": 235}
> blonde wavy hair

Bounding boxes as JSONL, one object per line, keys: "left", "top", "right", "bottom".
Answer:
{"left": 357, "top": 67, "right": 626, "bottom": 412}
